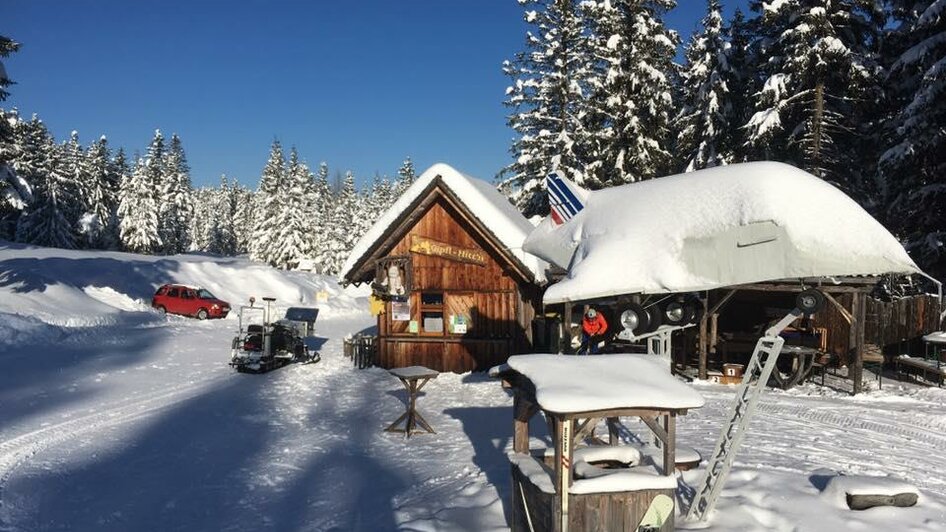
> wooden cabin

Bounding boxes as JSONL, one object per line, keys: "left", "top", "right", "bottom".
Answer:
{"left": 340, "top": 163, "right": 548, "bottom": 373}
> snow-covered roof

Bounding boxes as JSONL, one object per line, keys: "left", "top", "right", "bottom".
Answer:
{"left": 504, "top": 354, "right": 705, "bottom": 414}
{"left": 340, "top": 163, "right": 547, "bottom": 283}
{"left": 525, "top": 162, "right": 919, "bottom": 304}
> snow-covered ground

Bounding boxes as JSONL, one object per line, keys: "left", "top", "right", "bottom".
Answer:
{"left": 1, "top": 242, "right": 944, "bottom": 531}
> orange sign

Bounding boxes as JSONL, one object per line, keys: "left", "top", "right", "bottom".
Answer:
{"left": 409, "top": 235, "right": 487, "bottom": 266}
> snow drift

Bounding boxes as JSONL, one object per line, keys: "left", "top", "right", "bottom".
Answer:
{"left": 0, "top": 241, "right": 365, "bottom": 344}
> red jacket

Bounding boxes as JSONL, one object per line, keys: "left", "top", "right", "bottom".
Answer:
{"left": 582, "top": 313, "right": 608, "bottom": 336}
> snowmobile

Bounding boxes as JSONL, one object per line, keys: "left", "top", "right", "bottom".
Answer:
{"left": 229, "top": 297, "right": 320, "bottom": 373}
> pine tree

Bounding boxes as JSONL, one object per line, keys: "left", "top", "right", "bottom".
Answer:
{"left": 880, "top": 0, "right": 946, "bottom": 276}
{"left": 583, "top": 0, "right": 679, "bottom": 185}
{"left": 310, "top": 161, "right": 333, "bottom": 272}
{"left": 395, "top": 156, "right": 416, "bottom": 195}
{"left": 0, "top": 109, "right": 30, "bottom": 237}
{"left": 16, "top": 127, "right": 77, "bottom": 249}
{"left": 60, "top": 130, "right": 87, "bottom": 232}
{"left": 675, "top": 0, "right": 738, "bottom": 172}
{"left": 232, "top": 180, "right": 253, "bottom": 255}
{"left": 159, "top": 133, "right": 193, "bottom": 254}
{"left": 78, "top": 135, "right": 116, "bottom": 248}
{"left": 250, "top": 140, "right": 286, "bottom": 265}
{"left": 118, "top": 157, "right": 161, "bottom": 253}
{"left": 501, "top": 0, "right": 595, "bottom": 216}
{"left": 744, "top": 0, "right": 885, "bottom": 199}
{"left": 267, "top": 147, "right": 313, "bottom": 269}
{"left": 0, "top": 37, "right": 29, "bottom": 238}
{"left": 323, "top": 171, "right": 359, "bottom": 274}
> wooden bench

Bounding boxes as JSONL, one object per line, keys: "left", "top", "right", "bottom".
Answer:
{"left": 896, "top": 355, "right": 945, "bottom": 386}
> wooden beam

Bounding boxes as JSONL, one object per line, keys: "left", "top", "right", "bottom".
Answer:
{"left": 640, "top": 415, "right": 669, "bottom": 444}
{"left": 553, "top": 416, "right": 572, "bottom": 532}
{"left": 709, "top": 289, "right": 737, "bottom": 315}
{"left": 823, "top": 291, "right": 854, "bottom": 325}
{"left": 699, "top": 294, "right": 709, "bottom": 380}
{"left": 607, "top": 417, "right": 620, "bottom": 446}
{"left": 852, "top": 292, "right": 867, "bottom": 395}
{"left": 562, "top": 304, "right": 573, "bottom": 354}
{"left": 560, "top": 407, "right": 688, "bottom": 421}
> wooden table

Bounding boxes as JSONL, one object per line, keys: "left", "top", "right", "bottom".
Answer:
{"left": 385, "top": 366, "right": 439, "bottom": 437}
{"left": 771, "top": 345, "right": 820, "bottom": 389}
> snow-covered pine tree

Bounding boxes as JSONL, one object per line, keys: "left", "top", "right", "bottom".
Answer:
{"left": 311, "top": 162, "right": 333, "bottom": 272}
{"left": 880, "top": 0, "right": 946, "bottom": 277}
{"left": 744, "top": 0, "right": 885, "bottom": 200}
{"left": 501, "top": 0, "right": 595, "bottom": 216}
{"left": 0, "top": 37, "right": 30, "bottom": 238}
{"left": 190, "top": 185, "right": 213, "bottom": 253}
{"left": 232, "top": 180, "right": 253, "bottom": 255}
{"left": 16, "top": 126, "right": 77, "bottom": 249}
{"left": 78, "top": 135, "right": 116, "bottom": 248}
{"left": 118, "top": 156, "right": 161, "bottom": 254}
{"left": 0, "top": 34, "right": 19, "bottom": 102}
{"left": 675, "top": 0, "right": 738, "bottom": 172}
{"left": 250, "top": 140, "right": 286, "bottom": 265}
{"left": 60, "top": 130, "right": 87, "bottom": 231}
{"left": 583, "top": 0, "right": 679, "bottom": 185}
{"left": 322, "top": 170, "right": 359, "bottom": 274}
{"left": 395, "top": 156, "right": 416, "bottom": 196}
{"left": 158, "top": 133, "right": 193, "bottom": 254}
{"left": 724, "top": 8, "right": 756, "bottom": 163}
{"left": 268, "top": 148, "right": 313, "bottom": 269}
{"left": 0, "top": 109, "right": 30, "bottom": 238}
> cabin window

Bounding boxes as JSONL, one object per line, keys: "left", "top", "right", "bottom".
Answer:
{"left": 421, "top": 292, "right": 445, "bottom": 334}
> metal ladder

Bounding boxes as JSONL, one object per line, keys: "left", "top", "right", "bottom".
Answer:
{"left": 686, "top": 308, "right": 802, "bottom": 522}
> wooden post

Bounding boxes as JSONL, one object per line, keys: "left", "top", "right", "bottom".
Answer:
{"left": 553, "top": 416, "right": 573, "bottom": 532}
{"left": 513, "top": 392, "right": 534, "bottom": 454}
{"left": 699, "top": 295, "right": 709, "bottom": 380}
{"left": 561, "top": 304, "right": 573, "bottom": 355}
{"left": 852, "top": 292, "right": 867, "bottom": 395}
{"left": 607, "top": 417, "right": 619, "bottom": 446}
{"left": 662, "top": 413, "right": 676, "bottom": 476}
{"left": 709, "top": 313, "right": 719, "bottom": 361}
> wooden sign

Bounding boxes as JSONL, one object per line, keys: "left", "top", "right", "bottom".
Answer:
{"left": 409, "top": 235, "right": 487, "bottom": 266}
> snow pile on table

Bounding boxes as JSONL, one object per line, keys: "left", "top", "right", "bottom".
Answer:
{"left": 524, "top": 161, "right": 919, "bottom": 303}
{"left": 504, "top": 353, "right": 705, "bottom": 413}
{"left": 339, "top": 162, "right": 547, "bottom": 283}
{"left": 0, "top": 241, "right": 365, "bottom": 343}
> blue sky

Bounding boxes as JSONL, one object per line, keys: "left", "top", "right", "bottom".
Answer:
{"left": 6, "top": 1, "right": 749, "bottom": 188}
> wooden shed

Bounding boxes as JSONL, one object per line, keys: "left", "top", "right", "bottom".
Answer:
{"left": 340, "top": 163, "right": 548, "bottom": 373}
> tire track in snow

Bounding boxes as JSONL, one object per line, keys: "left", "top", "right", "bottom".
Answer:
{"left": 756, "top": 402, "right": 946, "bottom": 449}
{"left": 0, "top": 375, "right": 227, "bottom": 521}
{"left": 752, "top": 401, "right": 946, "bottom": 498}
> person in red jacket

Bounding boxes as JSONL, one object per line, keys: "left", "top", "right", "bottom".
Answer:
{"left": 580, "top": 307, "right": 608, "bottom": 354}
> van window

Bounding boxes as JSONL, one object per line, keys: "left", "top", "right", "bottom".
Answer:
{"left": 167, "top": 287, "right": 180, "bottom": 297}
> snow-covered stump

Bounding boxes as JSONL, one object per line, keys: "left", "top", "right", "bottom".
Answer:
{"left": 495, "top": 354, "right": 705, "bottom": 532}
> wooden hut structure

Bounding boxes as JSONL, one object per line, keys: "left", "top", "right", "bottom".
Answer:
{"left": 495, "top": 354, "right": 705, "bottom": 531}
{"left": 691, "top": 278, "right": 942, "bottom": 393}
{"left": 339, "top": 163, "right": 548, "bottom": 373}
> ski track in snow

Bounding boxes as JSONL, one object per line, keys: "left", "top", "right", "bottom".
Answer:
{"left": 0, "top": 375, "right": 222, "bottom": 488}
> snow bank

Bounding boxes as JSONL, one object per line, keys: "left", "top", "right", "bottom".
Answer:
{"left": 339, "top": 163, "right": 547, "bottom": 283}
{"left": 0, "top": 242, "right": 366, "bottom": 345}
{"left": 525, "top": 162, "right": 918, "bottom": 303}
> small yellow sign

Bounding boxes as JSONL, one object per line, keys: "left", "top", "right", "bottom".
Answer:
{"left": 369, "top": 295, "right": 386, "bottom": 316}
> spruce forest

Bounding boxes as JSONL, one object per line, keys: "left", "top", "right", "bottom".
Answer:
{"left": 1, "top": 0, "right": 944, "bottom": 277}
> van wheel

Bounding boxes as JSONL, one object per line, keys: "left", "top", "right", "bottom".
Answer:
{"left": 156, "top": 305, "right": 166, "bottom": 314}
{"left": 197, "top": 308, "right": 209, "bottom": 320}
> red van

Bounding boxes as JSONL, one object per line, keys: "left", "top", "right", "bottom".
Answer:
{"left": 152, "top": 284, "right": 230, "bottom": 319}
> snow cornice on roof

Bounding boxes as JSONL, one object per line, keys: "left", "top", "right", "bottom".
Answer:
{"left": 339, "top": 163, "right": 547, "bottom": 286}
